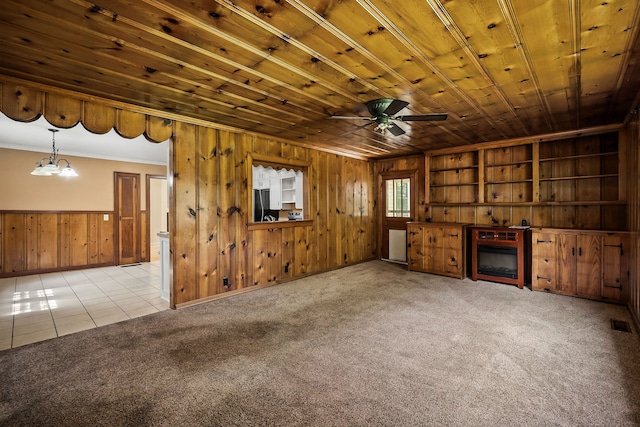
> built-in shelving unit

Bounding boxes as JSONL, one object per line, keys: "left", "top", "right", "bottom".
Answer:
{"left": 424, "top": 131, "right": 623, "bottom": 229}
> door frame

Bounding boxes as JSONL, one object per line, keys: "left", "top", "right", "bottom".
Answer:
{"left": 114, "top": 171, "right": 141, "bottom": 265}
{"left": 377, "top": 169, "right": 419, "bottom": 260}
{"left": 145, "top": 173, "right": 168, "bottom": 262}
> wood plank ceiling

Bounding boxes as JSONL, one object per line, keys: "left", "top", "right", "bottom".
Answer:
{"left": 1, "top": 0, "right": 640, "bottom": 158}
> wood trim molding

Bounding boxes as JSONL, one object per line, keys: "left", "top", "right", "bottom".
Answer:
{"left": 424, "top": 123, "right": 624, "bottom": 156}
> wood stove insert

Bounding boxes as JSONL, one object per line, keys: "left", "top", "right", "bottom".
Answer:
{"left": 471, "top": 227, "right": 529, "bottom": 289}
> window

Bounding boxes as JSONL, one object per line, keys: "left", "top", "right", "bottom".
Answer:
{"left": 249, "top": 153, "right": 310, "bottom": 224}
{"left": 386, "top": 178, "right": 410, "bottom": 218}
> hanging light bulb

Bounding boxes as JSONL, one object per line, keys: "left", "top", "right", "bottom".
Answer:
{"left": 30, "top": 129, "right": 78, "bottom": 177}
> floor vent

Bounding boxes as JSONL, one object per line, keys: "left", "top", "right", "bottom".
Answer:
{"left": 119, "top": 263, "right": 142, "bottom": 268}
{"left": 610, "top": 319, "right": 632, "bottom": 333}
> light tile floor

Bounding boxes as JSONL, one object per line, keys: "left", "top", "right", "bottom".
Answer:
{"left": 0, "top": 262, "right": 168, "bottom": 351}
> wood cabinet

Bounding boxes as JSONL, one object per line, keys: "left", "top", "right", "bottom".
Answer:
{"left": 531, "top": 228, "right": 629, "bottom": 303}
{"left": 407, "top": 222, "right": 468, "bottom": 279}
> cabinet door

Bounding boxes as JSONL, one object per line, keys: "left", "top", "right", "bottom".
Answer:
{"left": 531, "top": 232, "right": 558, "bottom": 291}
{"left": 602, "top": 235, "right": 625, "bottom": 301}
{"left": 576, "top": 234, "right": 601, "bottom": 299}
{"left": 269, "top": 176, "right": 282, "bottom": 209}
{"left": 443, "top": 227, "right": 462, "bottom": 277}
{"left": 407, "top": 225, "right": 425, "bottom": 271}
{"left": 430, "top": 227, "right": 445, "bottom": 274}
{"left": 557, "top": 234, "right": 577, "bottom": 295}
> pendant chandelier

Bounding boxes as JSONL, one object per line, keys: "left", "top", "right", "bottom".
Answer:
{"left": 30, "top": 128, "right": 78, "bottom": 177}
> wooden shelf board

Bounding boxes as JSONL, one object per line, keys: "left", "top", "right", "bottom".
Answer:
{"left": 427, "top": 201, "right": 625, "bottom": 206}
{"left": 539, "top": 152, "right": 617, "bottom": 162}
{"left": 539, "top": 174, "right": 618, "bottom": 182}
{"left": 430, "top": 166, "right": 478, "bottom": 172}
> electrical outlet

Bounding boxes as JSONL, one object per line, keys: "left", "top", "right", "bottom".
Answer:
{"left": 284, "top": 263, "right": 289, "bottom": 273}
{"left": 103, "top": 214, "right": 109, "bottom": 221}
{"left": 223, "top": 277, "right": 229, "bottom": 287}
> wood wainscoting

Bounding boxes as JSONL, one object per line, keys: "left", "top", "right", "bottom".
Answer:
{"left": 0, "top": 211, "right": 116, "bottom": 277}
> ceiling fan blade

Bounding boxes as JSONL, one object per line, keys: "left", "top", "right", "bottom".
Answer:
{"left": 383, "top": 99, "right": 410, "bottom": 116}
{"left": 386, "top": 124, "right": 406, "bottom": 136}
{"left": 339, "top": 121, "right": 375, "bottom": 137}
{"left": 330, "top": 115, "right": 374, "bottom": 120}
{"left": 394, "top": 113, "right": 448, "bottom": 122}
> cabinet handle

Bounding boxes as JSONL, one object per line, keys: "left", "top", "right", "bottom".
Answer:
{"left": 536, "top": 239, "right": 553, "bottom": 243}
{"left": 579, "top": 248, "right": 582, "bottom": 256}
{"left": 449, "top": 233, "right": 458, "bottom": 237}
{"left": 572, "top": 247, "right": 575, "bottom": 256}
{"left": 537, "top": 275, "right": 552, "bottom": 281}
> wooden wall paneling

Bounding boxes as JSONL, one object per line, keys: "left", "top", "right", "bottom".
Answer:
{"left": 252, "top": 229, "right": 269, "bottom": 285}
{"left": 26, "top": 214, "right": 38, "bottom": 271}
{"left": 235, "top": 134, "right": 252, "bottom": 289}
{"left": 552, "top": 206, "right": 577, "bottom": 229}
{"left": 576, "top": 206, "right": 601, "bottom": 230}
{"left": 59, "top": 213, "right": 70, "bottom": 268}
{"left": 44, "top": 93, "right": 81, "bottom": 128}
{"left": 87, "top": 213, "right": 100, "bottom": 265}
{"left": 116, "top": 109, "right": 146, "bottom": 139}
{"left": 491, "top": 206, "right": 511, "bottom": 227}
{"left": 307, "top": 150, "right": 319, "bottom": 273}
{"left": 512, "top": 206, "right": 531, "bottom": 228}
{"left": 366, "top": 160, "right": 376, "bottom": 258}
{"left": 3, "top": 213, "right": 25, "bottom": 274}
{"left": 345, "top": 158, "right": 355, "bottom": 264}
{"left": 69, "top": 213, "right": 88, "bottom": 267}
{"left": 329, "top": 154, "right": 341, "bottom": 267}
{"left": 196, "top": 126, "right": 219, "bottom": 298}
{"left": 445, "top": 205, "right": 460, "bottom": 224}
{"left": 354, "top": 158, "right": 364, "bottom": 262}
{"left": 295, "top": 226, "right": 309, "bottom": 273}
{"left": 146, "top": 116, "right": 173, "bottom": 143}
{"left": 82, "top": 102, "right": 115, "bottom": 134}
{"left": 171, "top": 122, "right": 198, "bottom": 304}
{"left": 218, "top": 130, "right": 238, "bottom": 292}
{"left": 99, "top": 213, "right": 114, "bottom": 264}
{"left": 268, "top": 228, "right": 282, "bottom": 282}
{"left": 459, "top": 206, "right": 476, "bottom": 224}
{"left": 602, "top": 205, "right": 627, "bottom": 231}
{"left": 281, "top": 227, "right": 295, "bottom": 281}
{"left": 1, "top": 84, "right": 41, "bottom": 121}
{"left": 476, "top": 206, "right": 494, "bottom": 226}
{"left": 532, "top": 206, "right": 551, "bottom": 228}
{"left": 430, "top": 206, "right": 446, "bottom": 223}
{"left": 317, "top": 151, "right": 329, "bottom": 271}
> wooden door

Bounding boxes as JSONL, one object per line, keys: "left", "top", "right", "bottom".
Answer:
{"left": 407, "top": 224, "right": 425, "bottom": 272}
{"left": 602, "top": 235, "right": 625, "bottom": 301}
{"left": 379, "top": 171, "right": 417, "bottom": 261}
{"left": 531, "top": 232, "right": 558, "bottom": 291}
{"left": 443, "top": 227, "right": 462, "bottom": 277}
{"left": 557, "top": 234, "right": 577, "bottom": 295}
{"left": 115, "top": 172, "right": 140, "bottom": 265}
{"left": 576, "top": 234, "right": 601, "bottom": 298}
{"left": 431, "top": 227, "right": 445, "bottom": 274}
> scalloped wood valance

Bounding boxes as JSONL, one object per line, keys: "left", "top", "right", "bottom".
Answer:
{"left": 0, "top": 82, "right": 173, "bottom": 143}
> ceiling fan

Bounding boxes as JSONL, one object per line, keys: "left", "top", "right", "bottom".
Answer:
{"left": 330, "top": 98, "right": 447, "bottom": 136}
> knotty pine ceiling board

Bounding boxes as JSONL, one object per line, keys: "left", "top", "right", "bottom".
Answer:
{"left": 0, "top": 0, "right": 639, "bottom": 158}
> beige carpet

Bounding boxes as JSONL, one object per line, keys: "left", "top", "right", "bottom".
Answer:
{"left": 1, "top": 260, "right": 639, "bottom": 426}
